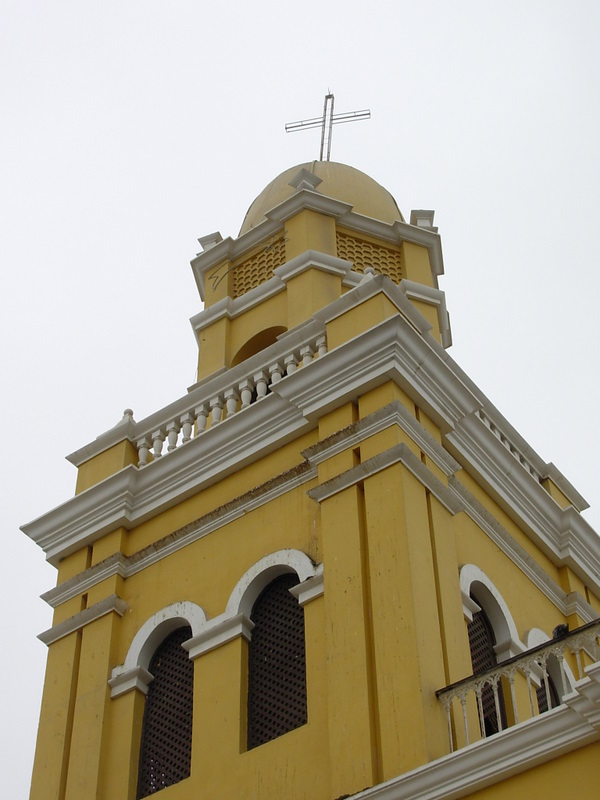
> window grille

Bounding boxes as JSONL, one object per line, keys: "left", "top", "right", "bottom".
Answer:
{"left": 137, "top": 626, "right": 193, "bottom": 798}
{"left": 467, "top": 608, "right": 506, "bottom": 735}
{"left": 247, "top": 573, "right": 307, "bottom": 749}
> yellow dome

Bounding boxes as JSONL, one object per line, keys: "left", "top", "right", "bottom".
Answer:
{"left": 239, "top": 161, "right": 404, "bottom": 235}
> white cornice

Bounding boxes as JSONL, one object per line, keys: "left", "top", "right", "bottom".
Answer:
{"left": 273, "top": 250, "right": 353, "bottom": 282}
{"left": 347, "top": 666, "right": 600, "bottom": 800}
{"left": 25, "top": 279, "right": 600, "bottom": 594}
{"left": 398, "top": 279, "right": 452, "bottom": 349}
{"left": 445, "top": 416, "right": 600, "bottom": 595}
{"left": 40, "top": 463, "right": 317, "bottom": 604}
{"left": 38, "top": 594, "right": 128, "bottom": 646}
{"left": 307, "top": 443, "right": 464, "bottom": 516}
{"left": 190, "top": 188, "right": 444, "bottom": 303}
{"left": 302, "top": 400, "right": 461, "bottom": 478}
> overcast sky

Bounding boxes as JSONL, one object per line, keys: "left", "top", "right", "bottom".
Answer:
{"left": 3, "top": 2, "right": 600, "bottom": 795}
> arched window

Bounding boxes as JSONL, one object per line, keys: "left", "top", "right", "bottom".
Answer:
{"left": 467, "top": 603, "right": 506, "bottom": 736}
{"left": 137, "top": 626, "right": 193, "bottom": 798}
{"left": 247, "top": 573, "right": 307, "bottom": 749}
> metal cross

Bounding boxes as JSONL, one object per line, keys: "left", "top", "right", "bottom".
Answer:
{"left": 285, "top": 93, "right": 370, "bottom": 162}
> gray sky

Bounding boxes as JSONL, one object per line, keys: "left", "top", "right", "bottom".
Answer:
{"left": 3, "top": 2, "right": 600, "bottom": 795}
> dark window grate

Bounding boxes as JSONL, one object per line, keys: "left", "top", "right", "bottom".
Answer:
{"left": 247, "top": 573, "right": 307, "bottom": 749}
{"left": 137, "top": 626, "right": 193, "bottom": 798}
{"left": 467, "top": 608, "right": 505, "bottom": 735}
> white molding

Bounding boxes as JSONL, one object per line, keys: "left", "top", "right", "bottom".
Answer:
{"left": 347, "top": 689, "right": 600, "bottom": 800}
{"left": 225, "top": 549, "right": 318, "bottom": 618}
{"left": 183, "top": 614, "right": 254, "bottom": 660}
{"left": 307, "top": 443, "right": 464, "bottom": 516}
{"left": 108, "top": 551, "right": 321, "bottom": 695}
{"left": 107, "top": 666, "right": 154, "bottom": 698}
{"left": 38, "top": 594, "right": 128, "bottom": 646}
{"left": 108, "top": 602, "right": 206, "bottom": 698}
{"left": 302, "top": 400, "right": 461, "bottom": 478}
{"left": 190, "top": 188, "right": 444, "bottom": 304}
{"left": 40, "top": 466, "right": 318, "bottom": 607}
{"left": 273, "top": 250, "right": 353, "bottom": 283}
{"left": 289, "top": 566, "right": 324, "bottom": 605}
{"left": 24, "top": 280, "right": 600, "bottom": 594}
{"left": 459, "top": 564, "right": 525, "bottom": 661}
{"left": 564, "top": 591, "right": 599, "bottom": 623}
{"left": 445, "top": 415, "right": 600, "bottom": 594}
{"left": 449, "top": 477, "right": 572, "bottom": 617}
{"left": 398, "top": 279, "right": 452, "bottom": 348}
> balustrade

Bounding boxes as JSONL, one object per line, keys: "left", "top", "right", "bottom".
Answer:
{"left": 436, "top": 620, "right": 600, "bottom": 752}
{"left": 134, "top": 334, "right": 327, "bottom": 467}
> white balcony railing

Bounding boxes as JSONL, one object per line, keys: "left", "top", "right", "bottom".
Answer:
{"left": 133, "top": 332, "right": 327, "bottom": 467}
{"left": 436, "top": 620, "right": 600, "bottom": 752}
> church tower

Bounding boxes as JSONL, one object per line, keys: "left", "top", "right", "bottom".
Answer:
{"left": 24, "top": 160, "right": 600, "bottom": 800}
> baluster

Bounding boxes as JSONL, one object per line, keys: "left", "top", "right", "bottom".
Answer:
{"left": 166, "top": 420, "right": 180, "bottom": 452}
{"left": 538, "top": 652, "right": 552, "bottom": 711}
{"left": 441, "top": 695, "right": 454, "bottom": 753}
{"left": 491, "top": 676, "right": 503, "bottom": 732}
{"left": 195, "top": 403, "right": 208, "bottom": 436}
{"left": 475, "top": 682, "right": 486, "bottom": 738}
{"left": 558, "top": 653, "right": 569, "bottom": 700}
{"left": 210, "top": 396, "right": 223, "bottom": 426}
{"left": 458, "top": 688, "right": 470, "bottom": 746}
{"left": 254, "top": 370, "right": 268, "bottom": 399}
{"left": 284, "top": 353, "right": 298, "bottom": 375}
{"left": 224, "top": 387, "right": 239, "bottom": 418}
{"left": 239, "top": 379, "right": 253, "bottom": 409}
{"left": 316, "top": 335, "right": 327, "bottom": 358}
{"left": 137, "top": 436, "right": 151, "bottom": 468}
{"left": 152, "top": 430, "right": 165, "bottom": 459}
{"left": 300, "top": 344, "right": 314, "bottom": 367}
{"left": 269, "top": 362, "right": 283, "bottom": 385}
{"left": 507, "top": 666, "right": 519, "bottom": 724}
{"left": 180, "top": 412, "right": 194, "bottom": 444}
{"left": 522, "top": 663, "right": 536, "bottom": 717}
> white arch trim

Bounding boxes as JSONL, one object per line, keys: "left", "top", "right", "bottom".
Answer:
{"left": 459, "top": 564, "right": 525, "bottom": 662}
{"left": 109, "top": 551, "right": 323, "bottom": 693}
{"left": 184, "top": 550, "right": 321, "bottom": 660}
{"left": 108, "top": 601, "right": 207, "bottom": 698}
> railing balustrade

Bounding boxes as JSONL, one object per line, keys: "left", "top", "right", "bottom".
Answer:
{"left": 436, "top": 620, "right": 600, "bottom": 752}
{"left": 134, "top": 334, "right": 327, "bottom": 467}
{"left": 476, "top": 409, "right": 542, "bottom": 482}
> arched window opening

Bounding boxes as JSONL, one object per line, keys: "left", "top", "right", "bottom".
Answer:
{"left": 231, "top": 326, "right": 287, "bottom": 367}
{"left": 137, "top": 626, "right": 193, "bottom": 798}
{"left": 247, "top": 573, "right": 307, "bottom": 749}
{"left": 467, "top": 605, "right": 506, "bottom": 736}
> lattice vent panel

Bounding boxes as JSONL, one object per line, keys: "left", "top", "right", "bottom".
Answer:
{"left": 137, "top": 626, "right": 193, "bottom": 798}
{"left": 247, "top": 573, "right": 307, "bottom": 749}
{"left": 336, "top": 231, "right": 403, "bottom": 283}
{"left": 233, "top": 239, "right": 287, "bottom": 298}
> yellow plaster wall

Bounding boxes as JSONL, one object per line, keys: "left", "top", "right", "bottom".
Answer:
{"left": 467, "top": 742, "right": 600, "bottom": 798}
{"left": 75, "top": 441, "right": 138, "bottom": 494}
{"left": 326, "top": 292, "right": 399, "bottom": 351}
{"left": 401, "top": 241, "right": 435, "bottom": 287}
{"left": 285, "top": 209, "right": 337, "bottom": 259}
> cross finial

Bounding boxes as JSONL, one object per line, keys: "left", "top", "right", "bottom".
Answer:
{"left": 285, "top": 93, "right": 370, "bottom": 161}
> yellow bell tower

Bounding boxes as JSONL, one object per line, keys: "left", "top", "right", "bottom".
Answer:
{"left": 24, "top": 160, "right": 600, "bottom": 800}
